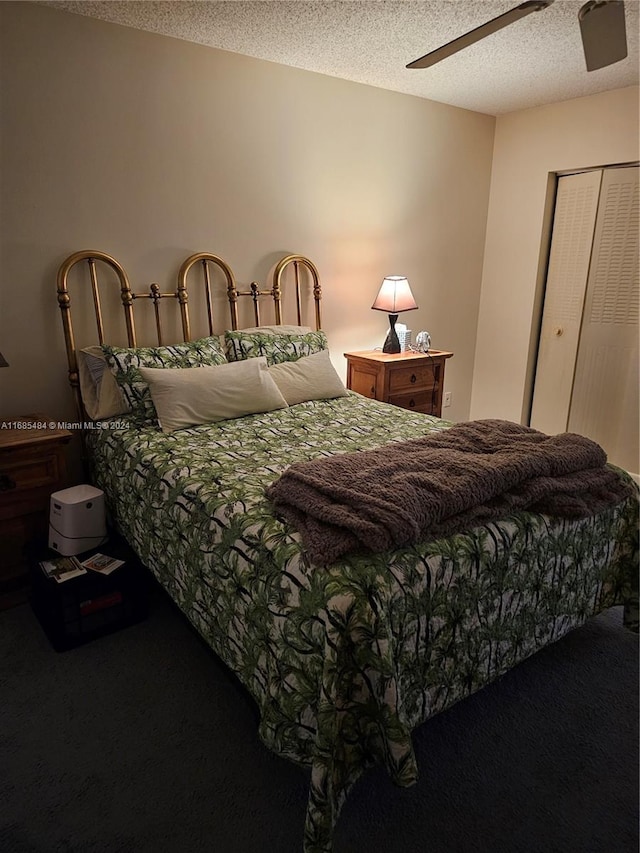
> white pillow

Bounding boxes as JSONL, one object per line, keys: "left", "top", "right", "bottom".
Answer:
{"left": 77, "top": 346, "right": 129, "bottom": 421}
{"left": 139, "top": 357, "right": 287, "bottom": 433}
{"left": 268, "top": 349, "right": 348, "bottom": 406}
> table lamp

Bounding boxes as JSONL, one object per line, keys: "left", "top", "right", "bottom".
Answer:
{"left": 371, "top": 276, "right": 418, "bottom": 353}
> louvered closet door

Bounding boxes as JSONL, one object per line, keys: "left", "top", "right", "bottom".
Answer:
{"left": 567, "top": 166, "right": 639, "bottom": 475}
{"left": 530, "top": 171, "right": 602, "bottom": 435}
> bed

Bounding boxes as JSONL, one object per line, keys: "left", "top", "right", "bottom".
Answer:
{"left": 56, "top": 250, "right": 639, "bottom": 853}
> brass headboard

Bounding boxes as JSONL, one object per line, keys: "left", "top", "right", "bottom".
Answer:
{"left": 56, "top": 250, "right": 322, "bottom": 420}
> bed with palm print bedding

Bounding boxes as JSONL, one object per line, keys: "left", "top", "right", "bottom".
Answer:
{"left": 87, "top": 392, "right": 638, "bottom": 853}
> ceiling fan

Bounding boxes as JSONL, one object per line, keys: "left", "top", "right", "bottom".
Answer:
{"left": 407, "top": 0, "right": 628, "bottom": 72}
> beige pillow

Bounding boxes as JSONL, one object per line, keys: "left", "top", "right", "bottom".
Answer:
{"left": 77, "top": 346, "right": 129, "bottom": 421}
{"left": 139, "top": 357, "right": 288, "bottom": 433}
{"left": 268, "top": 349, "right": 348, "bottom": 406}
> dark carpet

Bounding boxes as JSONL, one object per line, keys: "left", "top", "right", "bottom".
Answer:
{"left": 0, "top": 580, "right": 637, "bottom": 853}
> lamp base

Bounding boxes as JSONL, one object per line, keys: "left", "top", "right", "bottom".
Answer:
{"left": 382, "top": 313, "right": 401, "bottom": 354}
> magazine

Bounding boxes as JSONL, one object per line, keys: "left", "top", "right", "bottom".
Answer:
{"left": 80, "top": 553, "right": 125, "bottom": 575}
{"left": 40, "top": 556, "right": 87, "bottom": 583}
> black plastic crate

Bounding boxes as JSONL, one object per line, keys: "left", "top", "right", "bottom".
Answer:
{"left": 29, "top": 536, "right": 148, "bottom": 652}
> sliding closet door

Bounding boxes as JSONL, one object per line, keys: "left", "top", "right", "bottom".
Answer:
{"left": 567, "top": 166, "right": 639, "bottom": 474}
{"left": 529, "top": 170, "right": 602, "bottom": 435}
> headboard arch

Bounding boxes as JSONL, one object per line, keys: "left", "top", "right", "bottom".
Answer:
{"left": 57, "top": 248, "right": 134, "bottom": 350}
{"left": 56, "top": 249, "right": 135, "bottom": 418}
{"left": 176, "top": 252, "right": 237, "bottom": 339}
{"left": 273, "top": 254, "right": 322, "bottom": 331}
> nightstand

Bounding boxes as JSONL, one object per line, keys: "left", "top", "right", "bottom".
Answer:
{"left": 344, "top": 350, "right": 454, "bottom": 417}
{"left": 0, "top": 414, "right": 72, "bottom": 608}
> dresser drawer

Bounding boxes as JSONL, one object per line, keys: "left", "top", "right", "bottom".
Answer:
{"left": 388, "top": 364, "right": 436, "bottom": 394}
{"left": 0, "top": 452, "right": 61, "bottom": 498}
{"left": 0, "top": 448, "right": 66, "bottom": 524}
{"left": 388, "top": 391, "right": 434, "bottom": 414}
{"left": 348, "top": 364, "right": 379, "bottom": 399}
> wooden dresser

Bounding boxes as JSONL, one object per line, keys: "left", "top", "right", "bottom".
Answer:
{"left": 0, "top": 414, "right": 72, "bottom": 608}
{"left": 344, "top": 350, "right": 454, "bottom": 418}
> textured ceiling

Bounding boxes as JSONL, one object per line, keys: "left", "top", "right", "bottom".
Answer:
{"left": 44, "top": 0, "right": 639, "bottom": 114}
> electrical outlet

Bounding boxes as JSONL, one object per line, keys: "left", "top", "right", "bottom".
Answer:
{"left": 443, "top": 391, "right": 452, "bottom": 408}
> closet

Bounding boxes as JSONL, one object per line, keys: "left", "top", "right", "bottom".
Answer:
{"left": 530, "top": 165, "right": 639, "bottom": 476}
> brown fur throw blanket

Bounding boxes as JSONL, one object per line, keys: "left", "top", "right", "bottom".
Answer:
{"left": 265, "top": 419, "right": 635, "bottom": 566}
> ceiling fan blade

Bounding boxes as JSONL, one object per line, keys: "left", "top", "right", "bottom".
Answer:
{"left": 406, "top": 0, "right": 554, "bottom": 70}
{"left": 579, "top": 1, "right": 627, "bottom": 71}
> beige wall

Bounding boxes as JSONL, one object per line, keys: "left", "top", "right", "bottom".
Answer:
{"left": 471, "top": 86, "right": 640, "bottom": 423}
{"left": 0, "top": 2, "right": 495, "bottom": 440}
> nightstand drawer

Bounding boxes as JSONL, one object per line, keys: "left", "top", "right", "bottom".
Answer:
{"left": 0, "top": 452, "right": 61, "bottom": 497}
{"left": 388, "top": 365, "right": 435, "bottom": 394}
{"left": 388, "top": 391, "right": 433, "bottom": 413}
{"left": 348, "top": 365, "right": 379, "bottom": 399}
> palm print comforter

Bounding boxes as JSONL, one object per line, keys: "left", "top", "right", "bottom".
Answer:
{"left": 88, "top": 393, "right": 639, "bottom": 853}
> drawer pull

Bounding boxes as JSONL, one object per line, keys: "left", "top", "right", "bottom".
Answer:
{"left": 0, "top": 474, "right": 16, "bottom": 491}
{"left": 370, "top": 386, "right": 375, "bottom": 396}
{"left": 410, "top": 374, "right": 417, "bottom": 384}
{"left": 409, "top": 399, "right": 416, "bottom": 408}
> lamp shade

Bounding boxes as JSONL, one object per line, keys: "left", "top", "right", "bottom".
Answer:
{"left": 371, "top": 276, "right": 418, "bottom": 314}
